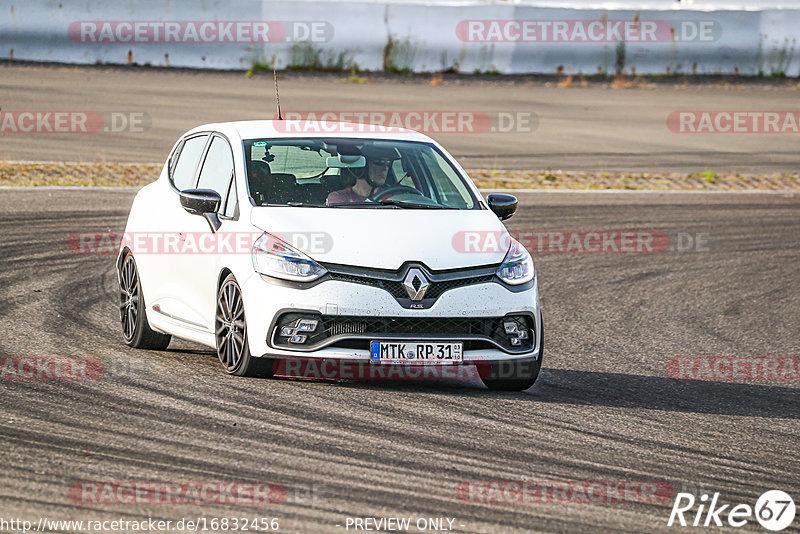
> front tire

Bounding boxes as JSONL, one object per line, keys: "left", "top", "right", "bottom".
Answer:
{"left": 215, "top": 274, "right": 274, "bottom": 377}
{"left": 119, "top": 253, "right": 171, "bottom": 350}
{"left": 479, "top": 321, "right": 543, "bottom": 391}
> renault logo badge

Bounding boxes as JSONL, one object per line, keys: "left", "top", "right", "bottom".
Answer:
{"left": 403, "top": 268, "right": 430, "bottom": 301}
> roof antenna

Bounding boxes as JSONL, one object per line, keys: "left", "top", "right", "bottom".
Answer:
{"left": 273, "top": 68, "right": 282, "bottom": 120}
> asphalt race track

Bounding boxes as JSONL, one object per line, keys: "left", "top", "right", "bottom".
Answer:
{"left": 1, "top": 188, "right": 798, "bottom": 533}
{"left": 3, "top": 64, "right": 800, "bottom": 173}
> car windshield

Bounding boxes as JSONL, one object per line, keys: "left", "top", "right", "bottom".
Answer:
{"left": 244, "top": 138, "right": 478, "bottom": 209}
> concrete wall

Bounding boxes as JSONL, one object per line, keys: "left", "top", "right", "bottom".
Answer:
{"left": 1, "top": 0, "right": 798, "bottom": 75}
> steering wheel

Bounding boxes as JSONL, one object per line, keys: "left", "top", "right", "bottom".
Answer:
{"left": 369, "top": 185, "right": 425, "bottom": 202}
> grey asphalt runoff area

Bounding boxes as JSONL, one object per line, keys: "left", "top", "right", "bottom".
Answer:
{"left": 0, "top": 187, "right": 798, "bottom": 532}
{"left": 2, "top": 63, "right": 800, "bottom": 174}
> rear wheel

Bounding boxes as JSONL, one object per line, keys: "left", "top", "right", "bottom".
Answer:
{"left": 479, "top": 321, "right": 543, "bottom": 391}
{"left": 119, "top": 253, "right": 171, "bottom": 350}
{"left": 215, "top": 274, "right": 274, "bottom": 377}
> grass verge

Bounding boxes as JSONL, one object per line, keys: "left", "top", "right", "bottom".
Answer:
{"left": 2, "top": 162, "right": 799, "bottom": 191}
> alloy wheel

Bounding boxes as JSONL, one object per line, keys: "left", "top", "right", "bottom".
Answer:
{"left": 215, "top": 280, "right": 246, "bottom": 372}
{"left": 119, "top": 256, "right": 140, "bottom": 342}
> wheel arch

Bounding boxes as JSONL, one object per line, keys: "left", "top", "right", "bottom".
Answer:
{"left": 218, "top": 267, "right": 234, "bottom": 292}
{"left": 116, "top": 246, "right": 131, "bottom": 282}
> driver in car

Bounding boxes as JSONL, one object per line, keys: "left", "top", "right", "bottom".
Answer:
{"left": 326, "top": 147, "right": 397, "bottom": 205}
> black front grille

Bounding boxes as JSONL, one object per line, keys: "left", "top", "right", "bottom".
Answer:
{"left": 326, "top": 266, "right": 498, "bottom": 304}
{"left": 327, "top": 272, "right": 408, "bottom": 299}
{"left": 425, "top": 275, "right": 496, "bottom": 299}
{"left": 272, "top": 313, "right": 535, "bottom": 353}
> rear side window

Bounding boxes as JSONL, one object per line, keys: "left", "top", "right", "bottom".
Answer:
{"left": 171, "top": 135, "right": 208, "bottom": 191}
{"left": 197, "top": 136, "right": 235, "bottom": 212}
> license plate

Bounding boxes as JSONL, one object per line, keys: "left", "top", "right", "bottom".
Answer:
{"left": 370, "top": 341, "right": 463, "bottom": 364}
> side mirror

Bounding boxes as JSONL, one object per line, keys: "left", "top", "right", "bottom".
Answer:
{"left": 179, "top": 189, "right": 222, "bottom": 231}
{"left": 487, "top": 193, "right": 518, "bottom": 221}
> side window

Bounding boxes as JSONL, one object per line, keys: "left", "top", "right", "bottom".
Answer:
{"left": 391, "top": 159, "right": 410, "bottom": 186}
{"left": 171, "top": 135, "right": 209, "bottom": 191}
{"left": 197, "top": 136, "right": 234, "bottom": 213}
{"left": 223, "top": 177, "right": 238, "bottom": 218}
{"left": 168, "top": 140, "right": 183, "bottom": 177}
{"left": 420, "top": 149, "right": 474, "bottom": 209}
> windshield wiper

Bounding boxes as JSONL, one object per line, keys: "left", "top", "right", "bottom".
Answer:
{"left": 374, "top": 199, "right": 448, "bottom": 209}
{"left": 327, "top": 201, "right": 399, "bottom": 208}
{"left": 258, "top": 202, "right": 326, "bottom": 208}
{"left": 328, "top": 200, "right": 446, "bottom": 209}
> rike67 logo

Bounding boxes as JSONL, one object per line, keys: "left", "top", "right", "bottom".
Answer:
{"left": 668, "top": 490, "right": 795, "bottom": 531}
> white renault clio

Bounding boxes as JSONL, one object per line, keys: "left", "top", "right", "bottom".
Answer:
{"left": 117, "top": 121, "right": 542, "bottom": 390}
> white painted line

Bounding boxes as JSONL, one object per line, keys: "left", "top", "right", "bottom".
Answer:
{"left": 479, "top": 188, "right": 798, "bottom": 195}
{"left": 0, "top": 186, "right": 143, "bottom": 191}
{"left": 0, "top": 160, "right": 162, "bottom": 165}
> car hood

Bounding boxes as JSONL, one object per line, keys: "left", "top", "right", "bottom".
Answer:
{"left": 250, "top": 207, "right": 510, "bottom": 270}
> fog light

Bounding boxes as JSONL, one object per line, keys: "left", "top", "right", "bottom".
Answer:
{"left": 510, "top": 337, "right": 522, "bottom": 346}
{"left": 289, "top": 334, "right": 307, "bottom": 344}
{"left": 503, "top": 321, "right": 519, "bottom": 335}
{"left": 517, "top": 329, "right": 529, "bottom": 340}
{"left": 296, "top": 319, "right": 318, "bottom": 332}
{"left": 280, "top": 326, "right": 295, "bottom": 337}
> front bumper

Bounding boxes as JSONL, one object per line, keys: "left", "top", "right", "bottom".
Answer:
{"left": 240, "top": 273, "right": 541, "bottom": 363}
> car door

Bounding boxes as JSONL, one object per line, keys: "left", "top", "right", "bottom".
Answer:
{"left": 142, "top": 133, "right": 211, "bottom": 334}
{"left": 171, "top": 134, "right": 239, "bottom": 331}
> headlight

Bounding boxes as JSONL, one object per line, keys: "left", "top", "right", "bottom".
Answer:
{"left": 252, "top": 233, "right": 327, "bottom": 282}
{"left": 497, "top": 238, "right": 535, "bottom": 285}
